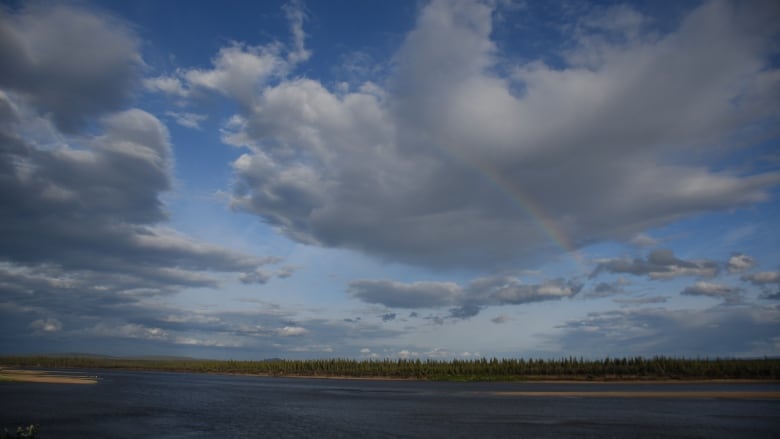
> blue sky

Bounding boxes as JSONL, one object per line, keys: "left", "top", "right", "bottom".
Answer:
{"left": 1, "top": 0, "right": 778, "bottom": 360}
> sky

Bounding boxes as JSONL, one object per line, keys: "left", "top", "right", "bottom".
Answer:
{"left": 1, "top": 0, "right": 779, "bottom": 360}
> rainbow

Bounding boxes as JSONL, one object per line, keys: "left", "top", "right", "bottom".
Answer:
{"left": 440, "top": 148, "right": 586, "bottom": 269}
{"left": 473, "top": 161, "right": 587, "bottom": 269}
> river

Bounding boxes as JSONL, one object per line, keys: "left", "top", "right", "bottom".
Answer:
{"left": 1, "top": 369, "right": 778, "bottom": 438}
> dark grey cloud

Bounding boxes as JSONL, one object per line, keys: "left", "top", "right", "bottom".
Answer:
{"left": 0, "top": 4, "right": 143, "bottom": 131}
{"left": 550, "top": 305, "right": 780, "bottom": 357}
{"left": 448, "top": 304, "right": 481, "bottom": 320}
{"left": 613, "top": 296, "right": 668, "bottom": 306}
{"left": 0, "top": 4, "right": 293, "bottom": 358}
{"left": 0, "top": 101, "right": 274, "bottom": 286}
{"left": 380, "top": 313, "right": 396, "bottom": 322}
{"left": 0, "top": 278, "right": 401, "bottom": 358}
{"left": 349, "top": 275, "right": 582, "bottom": 318}
{"left": 490, "top": 314, "right": 509, "bottom": 324}
{"left": 741, "top": 271, "right": 780, "bottom": 299}
{"left": 681, "top": 281, "right": 742, "bottom": 304}
{"left": 169, "top": 0, "right": 780, "bottom": 270}
{"left": 591, "top": 249, "right": 719, "bottom": 280}
{"left": 348, "top": 280, "right": 461, "bottom": 308}
{"left": 584, "top": 281, "right": 628, "bottom": 298}
{"left": 741, "top": 271, "right": 780, "bottom": 286}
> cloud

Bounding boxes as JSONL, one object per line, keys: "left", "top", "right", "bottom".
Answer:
{"left": 741, "top": 271, "right": 780, "bottom": 299}
{"left": 145, "top": 1, "right": 310, "bottom": 108}
{"left": 380, "top": 313, "right": 397, "bottom": 322}
{"left": 239, "top": 269, "right": 274, "bottom": 285}
{"left": 29, "top": 317, "right": 62, "bottom": 333}
{"left": 275, "top": 326, "right": 308, "bottom": 337}
{"left": 628, "top": 233, "right": 658, "bottom": 248}
{"left": 198, "top": 0, "right": 780, "bottom": 269}
{"left": 490, "top": 314, "right": 509, "bottom": 324}
{"left": 681, "top": 281, "right": 742, "bottom": 304}
{"left": 165, "top": 111, "right": 207, "bottom": 129}
{"left": 0, "top": 4, "right": 291, "bottom": 352}
{"left": 741, "top": 271, "right": 780, "bottom": 285}
{"left": 591, "top": 249, "right": 719, "bottom": 280}
{"left": 585, "top": 281, "right": 627, "bottom": 298}
{"left": 349, "top": 275, "right": 582, "bottom": 318}
{"left": 613, "top": 296, "right": 668, "bottom": 306}
{"left": 551, "top": 304, "right": 780, "bottom": 357}
{"left": 0, "top": 4, "right": 143, "bottom": 131}
{"left": 449, "top": 304, "right": 482, "bottom": 320}
{"left": 348, "top": 280, "right": 461, "bottom": 308}
{"left": 0, "top": 102, "right": 275, "bottom": 283}
{"left": 728, "top": 253, "right": 756, "bottom": 273}
{"left": 282, "top": 0, "right": 311, "bottom": 65}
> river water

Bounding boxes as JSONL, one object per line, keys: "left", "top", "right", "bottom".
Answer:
{"left": 1, "top": 369, "right": 778, "bottom": 438}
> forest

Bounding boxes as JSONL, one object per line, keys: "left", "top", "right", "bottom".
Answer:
{"left": 1, "top": 356, "right": 778, "bottom": 381}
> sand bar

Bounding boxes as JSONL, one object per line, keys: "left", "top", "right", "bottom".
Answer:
{"left": 491, "top": 391, "right": 780, "bottom": 399}
{"left": 0, "top": 369, "right": 97, "bottom": 384}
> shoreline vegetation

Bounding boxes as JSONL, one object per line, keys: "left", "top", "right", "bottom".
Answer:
{"left": 1, "top": 356, "right": 778, "bottom": 382}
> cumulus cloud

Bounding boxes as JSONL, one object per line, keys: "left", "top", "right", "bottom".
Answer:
{"left": 349, "top": 275, "right": 582, "bottom": 318}
{"left": 0, "top": 4, "right": 289, "bottom": 348}
{"left": 0, "top": 103, "right": 277, "bottom": 289}
{"left": 0, "top": 4, "right": 143, "bottom": 131}
{"left": 727, "top": 253, "right": 755, "bottom": 273}
{"left": 591, "top": 249, "right": 719, "bottom": 280}
{"left": 145, "top": 1, "right": 310, "bottom": 108}
{"left": 183, "top": 0, "right": 780, "bottom": 270}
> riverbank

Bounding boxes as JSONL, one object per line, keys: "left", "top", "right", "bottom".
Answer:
{"left": 2, "top": 355, "right": 778, "bottom": 382}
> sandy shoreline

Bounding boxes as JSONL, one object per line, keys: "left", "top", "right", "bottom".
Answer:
{"left": 0, "top": 369, "right": 98, "bottom": 384}
{"left": 490, "top": 391, "right": 780, "bottom": 399}
{"left": 2, "top": 366, "right": 778, "bottom": 387}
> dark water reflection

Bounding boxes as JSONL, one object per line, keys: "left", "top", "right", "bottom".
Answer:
{"left": 1, "top": 369, "right": 778, "bottom": 438}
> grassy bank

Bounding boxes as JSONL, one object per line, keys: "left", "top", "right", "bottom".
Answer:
{"left": 1, "top": 356, "right": 778, "bottom": 381}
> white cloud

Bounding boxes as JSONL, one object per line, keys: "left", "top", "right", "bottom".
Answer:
{"left": 166, "top": 111, "right": 207, "bottom": 129}
{"left": 29, "top": 317, "right": 62, "bottom": 333}
{"left": 276, "top": 326, "right": 308, "bottom": 337}
{"left": 282, "top": 0, "right": 311, "bottom": 65}
{"left": 145, "top": 76, "right": 188, "bottom": 97}
{"left": 728, "top": 254, "right": 755, "bottom": 273}
{"left": 212, "top": 0, "right": 780, "bottom": 269}
{"left": 629, "top": 233, "right": 658, "bottom": 248}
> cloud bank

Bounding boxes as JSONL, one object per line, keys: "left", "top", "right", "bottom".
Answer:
{"left": 146, "top": 0, "right": 780, "bottom": 270}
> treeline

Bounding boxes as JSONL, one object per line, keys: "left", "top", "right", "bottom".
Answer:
{"left": 1, "top": 356, "right": 778, "bottom": 381}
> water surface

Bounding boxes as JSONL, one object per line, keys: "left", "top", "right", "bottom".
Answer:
{"left": 1, "top": 369, "right": 778, "bottom": 438}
